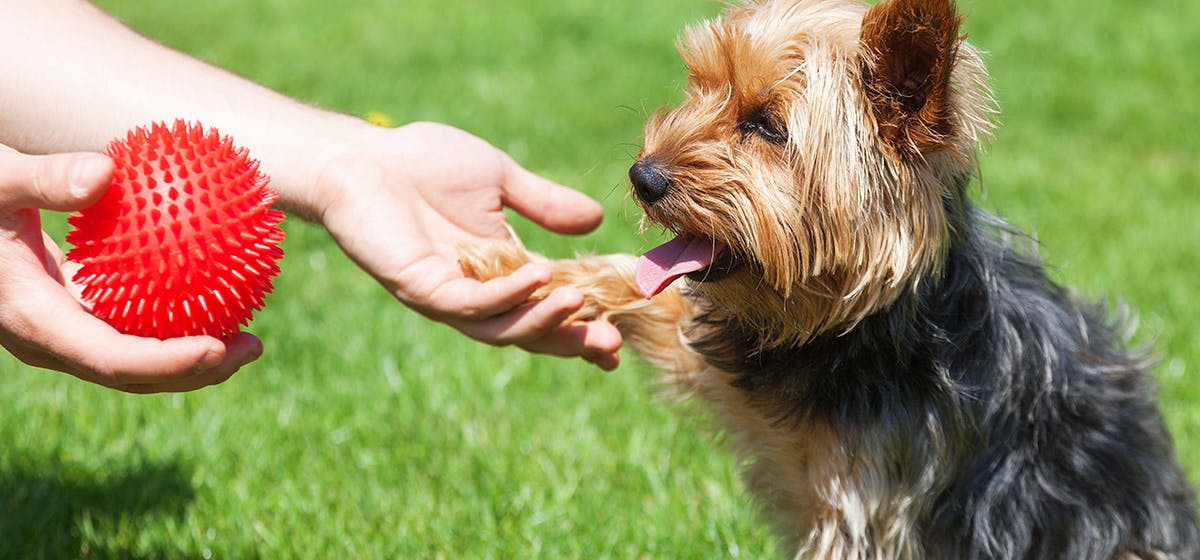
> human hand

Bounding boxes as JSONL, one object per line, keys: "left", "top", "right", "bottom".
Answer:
{"left": 306, "top": 122, "right": 623, "bottom": 370}
{"left": 0, "top": 145, "right": 262, "bottom": 393}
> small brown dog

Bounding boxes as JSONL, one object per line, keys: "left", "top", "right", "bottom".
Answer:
{"left": 461, "top": 0, "right": 1199, "bottom": 557}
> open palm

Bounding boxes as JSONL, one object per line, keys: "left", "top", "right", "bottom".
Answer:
{"left": 315, "top": 122, "right": 622, "bottom": 369}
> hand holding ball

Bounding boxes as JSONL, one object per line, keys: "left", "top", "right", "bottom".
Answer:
{"left": 67, "top": 121, "right": 285, "bottom": 339}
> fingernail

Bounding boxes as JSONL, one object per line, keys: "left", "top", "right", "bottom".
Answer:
{"left": 69, "top": 155, "right": 109, "bottom": 200}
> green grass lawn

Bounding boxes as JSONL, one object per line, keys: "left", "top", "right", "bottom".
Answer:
{"left": 3, "top": 0, "right": 1198, "bottom": 557}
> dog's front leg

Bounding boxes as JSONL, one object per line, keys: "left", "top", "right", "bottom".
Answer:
{"left": 459, "top": 242, "right": 705, "bottom": 374}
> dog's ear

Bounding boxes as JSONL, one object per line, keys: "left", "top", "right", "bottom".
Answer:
{"left": 859, "top": 0, "right": 962, "bottom": 154}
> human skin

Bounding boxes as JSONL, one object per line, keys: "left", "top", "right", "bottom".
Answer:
{"left": 0, "top": 1, "right": 621, "bottom": 392}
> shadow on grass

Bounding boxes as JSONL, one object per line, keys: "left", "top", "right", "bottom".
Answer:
{"left": 0, "top": 459, "right": 198, "bottom": 560}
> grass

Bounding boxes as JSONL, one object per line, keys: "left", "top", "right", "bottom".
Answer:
{"left": 2, "top": 0, "right": 1198, "bottom": 557}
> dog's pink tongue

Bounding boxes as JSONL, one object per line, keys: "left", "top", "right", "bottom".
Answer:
{"left": 635, "top": 234, "right": 724, "bottom": 298}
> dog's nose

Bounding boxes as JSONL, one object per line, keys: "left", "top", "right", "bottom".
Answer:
{"left": 630, "top": 159, "right": 671, "bottom": 204}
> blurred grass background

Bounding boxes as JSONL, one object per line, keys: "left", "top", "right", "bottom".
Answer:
{"left": 2, "top": 0, "right": 1197, "bottom": 557}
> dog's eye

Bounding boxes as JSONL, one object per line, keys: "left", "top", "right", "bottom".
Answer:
{"left": 739, "top": 111, "right": 787, "bottom": 145}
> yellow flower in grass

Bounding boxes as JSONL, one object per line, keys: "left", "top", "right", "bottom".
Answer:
{"left": 363, "top": 111, "right": 397, "bottom": 128}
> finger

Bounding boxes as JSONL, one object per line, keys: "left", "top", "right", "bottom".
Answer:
{"left": 115, "top": 333, "right": 263, "bottom": 393}
{"left": 12, "top": 282, "right": 254, "bottom": 387}
{"left": 0, "top": 151, "right": 112, "bottom": 212}
{"left": 71, "top": 329, "right": 258, "bottom": 388}
{"left": 499, "top": 157, "right": 603, "bottom": 235}
{"left": 518, "top": 319, "right": 624, "bottom": 369}
{"left": 452, "top": 286, "right": 587, "bottom": 346}
{"left": 586, "top": 350, "right": 621, "bottom": 372}
{"left": 40, "top": 230, "right": 67, "bottom": 265}
{"left": 39, "top": 230, "right": 67, "bottom": 283}
{"left": 416, "top": 260, "right": 553, "bottom": 320}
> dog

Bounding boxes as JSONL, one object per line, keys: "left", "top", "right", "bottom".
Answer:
{"left": 460, "top": 0, "right": 1199, "bottom": 557}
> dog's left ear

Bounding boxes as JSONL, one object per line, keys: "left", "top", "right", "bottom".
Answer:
{"left": 860, "top": 0, "right": 962, "bottom": 154}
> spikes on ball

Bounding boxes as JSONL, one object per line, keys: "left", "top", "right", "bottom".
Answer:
{"left": 67, "top": 120, "right": 285, "bottom": 339}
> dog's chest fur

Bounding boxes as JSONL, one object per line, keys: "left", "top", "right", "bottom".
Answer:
{"left": 682, "top": 356, "right": 941, "bottom": 558}
{"left": 673, "top": 209, "right": 1198, "bottom": 559}
{"left": 682, "top": 304, "right": 960, "bottom": 559}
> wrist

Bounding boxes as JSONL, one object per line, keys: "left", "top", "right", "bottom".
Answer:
{"left": 256, "top": 110, "right": 386, "bottom": 223}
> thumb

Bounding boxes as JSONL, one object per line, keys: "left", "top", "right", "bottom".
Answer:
{"left": 499, "top": 156, "right": 603, "bottom": 235}
{"left": 0, "top": 150, "right": 113, "bottom": 212}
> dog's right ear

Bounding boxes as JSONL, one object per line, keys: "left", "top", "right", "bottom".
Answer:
{"left": 859, "top": 0, "right": 962, "bottom": 154}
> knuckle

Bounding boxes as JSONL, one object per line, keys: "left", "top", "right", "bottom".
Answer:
{"left": 457, "top": 303, "right": 488, "bottom": 320}
{"left": 458, "top": 302, "right": 496, "bottom": 318}
{"left": 86, "top": 357, "right": 122, "bottom": 383}
{"left": 480, "top": 329, "right": 519, "bottom": 347}
{"left": 499, "top": 321, "right": 554, "bottom": 348}
{"left": 460, "top": 322, "right": 518, "bottom": 348}
{"left": 32, "top": 155, "right": 60, "bottom": 206}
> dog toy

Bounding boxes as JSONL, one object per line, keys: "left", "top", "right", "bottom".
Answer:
{"left": 67, "top": 120, "right": 285, "bottom": 339}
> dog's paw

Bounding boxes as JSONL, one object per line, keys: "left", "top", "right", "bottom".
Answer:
{"left": 459, "top": 242, "right": 642, "bottom": 320}
{"left": 458, "top": 240, "right": 536, "bottom": 283}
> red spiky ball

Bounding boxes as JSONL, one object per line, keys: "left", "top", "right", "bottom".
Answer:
{"left": 67, "top": 120, "right": 285, "bottom": 339}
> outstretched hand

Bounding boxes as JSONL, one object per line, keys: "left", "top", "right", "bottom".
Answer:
{"left": 309, "top": 122, "right": 623, "bottom": 370}
{"left": 0, "top": 144, "right": 262, "bottom": 392}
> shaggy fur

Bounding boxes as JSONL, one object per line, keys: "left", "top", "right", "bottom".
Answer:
{"left": 460, "top": 0, "right": 1199, "bottom": 557}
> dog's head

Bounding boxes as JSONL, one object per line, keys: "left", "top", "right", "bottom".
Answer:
{"left": 632, "top": 0, "right": 994, "bottom": 344}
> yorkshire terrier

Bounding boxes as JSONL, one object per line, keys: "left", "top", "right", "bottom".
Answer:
{"left": 460, "top": 0, "right": 1199, "bottom": 557}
